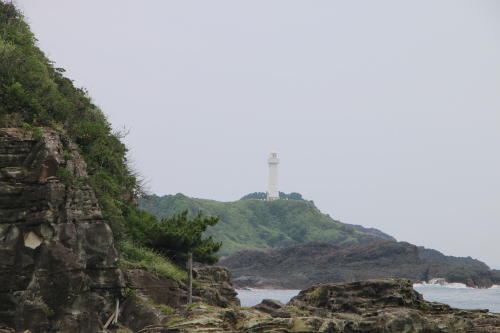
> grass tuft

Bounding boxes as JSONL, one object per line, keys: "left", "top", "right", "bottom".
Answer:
{"left": 116, "top": 239, "right": 187, "bottom": 282}
{"left": 287, "top": 307, "right": 310, "bottom": 316}
{"left": 142, "top": 299, "right": 176, "bottom": 315}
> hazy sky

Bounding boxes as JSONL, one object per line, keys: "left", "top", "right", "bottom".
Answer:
{"left": 20, "top": 1, "right": 500, "bottom": 268}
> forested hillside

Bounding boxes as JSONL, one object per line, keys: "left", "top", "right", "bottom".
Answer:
{"left": 139, "top": 193, "right": 394, "bottom": 256}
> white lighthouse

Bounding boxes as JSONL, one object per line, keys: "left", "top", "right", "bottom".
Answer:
{"left": 267, "top": 149, "right": 280, "bottom": 200}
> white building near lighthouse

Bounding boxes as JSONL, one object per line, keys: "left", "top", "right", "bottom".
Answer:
{"left": 267, "top": 149, "right": 280, "bottom": 200}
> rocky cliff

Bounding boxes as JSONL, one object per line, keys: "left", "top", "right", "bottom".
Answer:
{"left": 0, "top": 128, "right": 125, "bottom": 332}
{"left": 0, "top": 127, "right": 246, "bottom": 332}
{"left": 220, "top": 241, "right": 498, "bottom": 289}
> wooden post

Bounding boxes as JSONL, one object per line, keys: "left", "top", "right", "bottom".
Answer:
{"left": 187, "top": 251, "right": 193, "bottom": 304}
{"left": 113, "top": 299, "right": 119, "bottom": 324}
{"left": 103, "top": 310, "right": 115, "bottom": 329}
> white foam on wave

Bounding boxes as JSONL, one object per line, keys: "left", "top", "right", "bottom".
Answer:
{"left": 413, "top": 278, "right": 470, "bottom": 289}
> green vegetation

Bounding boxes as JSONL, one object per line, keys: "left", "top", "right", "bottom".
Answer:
{"left": 44, "top": 307, "right": 55, "bottom": 318}
{"left": 116, "top": 240, "right": 187, "bottom": 282}
{"left": 240, "top": 192, "right": 267, "bottom": 200}
{"left": 124, "top": 285, "right": 138, "bottom": 299}
{"left": 184, "top": 302, "right": 216, "bottom": 311}
{"left": 139, "top": 193, "right": 360, "bottom": 256}
{"left": 306, "top": 287, "right": 323, "bottom": 304}
{"left": 0, "top": 3, "right": 222, "bottom": 273}
{"left": 185, "top": 303, "right": 199, "bottom": 311}
{"left": 142, "top": 300, "right": 176, "bottom": 316}
{"left": 145, "top": 210, "right": 222, "bottom": 265}
{"left": 240, "top": 191, "right": 312, "bottom": 202}
{"left": 165, "top": 317, "right": 184, "bottom": 326}
{"left": 0, "top": 2, "right": 152, "bottom": 239}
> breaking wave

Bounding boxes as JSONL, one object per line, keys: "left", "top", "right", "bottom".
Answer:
{"left": 413, "top": 278, "right": 470, "bottom": 289}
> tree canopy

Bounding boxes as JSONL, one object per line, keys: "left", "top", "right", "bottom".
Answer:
{"left": 146, "top": 210, "right": 222, "bottom": 265}
{"left": 239, "top": 191, "right": 313, "bottom": 203}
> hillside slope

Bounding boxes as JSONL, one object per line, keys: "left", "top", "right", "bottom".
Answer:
{"left": 139, "top": 193, "right": 394, "bottom": 256}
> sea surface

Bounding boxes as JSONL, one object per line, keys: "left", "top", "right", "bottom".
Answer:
{"left": 236, "top": 280, "right": 500, "bottom": 313}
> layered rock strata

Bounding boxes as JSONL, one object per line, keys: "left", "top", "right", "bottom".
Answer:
{"left": 0, "top": 128, "right": 125, "bottom": 332}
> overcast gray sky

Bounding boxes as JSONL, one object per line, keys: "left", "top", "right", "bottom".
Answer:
{"left": 20, "top": 1, "right": 500, "bottom": 268}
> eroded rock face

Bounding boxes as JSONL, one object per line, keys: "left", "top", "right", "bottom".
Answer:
{"left": 0, "top": 128, "right": 124, "bottom": 333}
{"left": 125, "top": 269, "right": 188, "bottom": 308}
{"left": 194, "top": 266, "right": 241, "bottom": 308}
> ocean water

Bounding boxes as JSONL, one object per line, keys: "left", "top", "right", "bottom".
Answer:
{"left": 414, "top": 280, "right": 500, "bottom": 313}
{"left": 237, "top": 289, "right": 302, "bottom": 307}
{"left": 237, "top": 280, "right": 500, "bottom": 313}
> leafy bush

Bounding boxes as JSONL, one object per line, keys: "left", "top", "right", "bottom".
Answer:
{"left": 32, "top": 126, "right": 42, "bottom": 140}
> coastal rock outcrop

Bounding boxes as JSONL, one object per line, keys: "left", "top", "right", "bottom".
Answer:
{"left": 121, "top": 266, "right": 239, "bottom": 309}
{"left": 118, "top": 266, "right": 241, "bottom": 331}
{"left": 220, "top": 241, "right": 497, "bottom": 289}
{"left": 0, "top": 128, "right": 125, "bottom": 332}
{"left": 136, "top": 279, "right": 500, "bottom": 332}
{"left": 194, "top": 266, "right": 241, "bottom": 307}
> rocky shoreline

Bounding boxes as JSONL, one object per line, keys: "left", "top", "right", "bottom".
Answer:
{"left": 112, "top": 278, "right": 500, "bottom": 332}
{"left": 220, "top": 241, "right": 500, "bottom": 289}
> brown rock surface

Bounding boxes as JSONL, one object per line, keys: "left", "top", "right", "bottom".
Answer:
{"left": 0, "top": 128, "right": 125, "bottom": 333}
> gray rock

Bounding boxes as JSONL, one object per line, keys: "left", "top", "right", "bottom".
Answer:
{"left": 0, "top": 128, "right": 125, "bottom": 333}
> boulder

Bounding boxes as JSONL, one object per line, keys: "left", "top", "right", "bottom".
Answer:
{"left": 194, "top": 266, "right": 241, "bottom": 307}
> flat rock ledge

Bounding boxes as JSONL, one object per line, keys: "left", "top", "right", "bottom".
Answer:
{"left": 130, "top": 279, "right": 500, "bottom": 333}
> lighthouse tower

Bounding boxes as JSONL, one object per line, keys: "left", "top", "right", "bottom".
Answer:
{"left": 267, "top": 149, "right": 280, "bottom": 200}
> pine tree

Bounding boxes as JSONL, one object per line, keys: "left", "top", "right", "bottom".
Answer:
{"left": 146, "top": 210, "right": 222, "bottom": 265}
